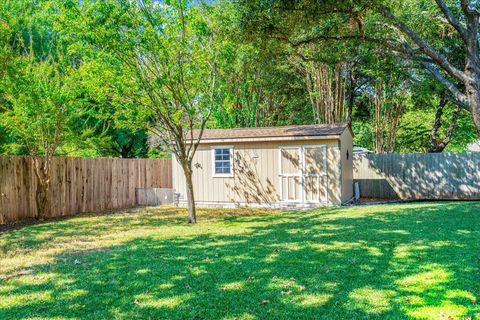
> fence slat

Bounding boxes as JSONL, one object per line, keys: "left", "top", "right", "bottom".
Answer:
{"left": 353, "top": 153, "right": 480, "bottom": 200}
{"left": 0, "top": 156, "right": 172, "bottom": 224}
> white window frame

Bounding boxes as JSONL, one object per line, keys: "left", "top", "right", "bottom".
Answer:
{"left": 211, "top": 146, "right": 234, "bottom": 178}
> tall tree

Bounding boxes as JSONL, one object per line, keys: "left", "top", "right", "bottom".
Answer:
{"left": 238, "top": 0, "right": 480, "bottom": 135}
{"left": 208, "top": 1, "right": 308, "bottom": 128}
{"left": 82, "top": 0, "right": 218, "bottom": 223}
{"left": 0, "top": 0, "right": 90, "bottom": 217}
{"left": 377, "top": 0, "right": 480, "bottom": 136}
{"left": 1, "top": 57, "right": 78, "bottom": 218}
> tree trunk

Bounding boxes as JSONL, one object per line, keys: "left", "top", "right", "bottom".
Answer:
{"left": 429, "top": 93, "right": 460, "bottom": 153}
{"left": 374, "top": 80, "right": 384, "bottom": 153}
{"left": 466, "top": 81, "right": 480, "bottom": 137}
{"left": 183, "top": 164, "right": 196, "bottom": 224}
{"left": 471, "top": 99, "right": 480, "bottom": 136}
{"left": 464, "top": 12, "right": 480, "bottom": 137}
{"left": 346, "top": 66, "right": 356, "bottom": 127}
{"left": 35, "top": 183, "right": 49, "bottom": 219}
{"left": 33, "top": 157, "right": 50, "bottom": 219}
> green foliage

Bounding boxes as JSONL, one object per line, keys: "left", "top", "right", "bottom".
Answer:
{"left": 352, "top": 121, "right": 373, "bottom": 150}
{"left": 208, "top": 1, "right": 314, "bottom": 128}
{"left": 446, "top": 112, "right": 478, "bottom": 152}
{"left": 78, "top": 0, "right": 219, "bottom": 148}
{"left": 0, "top": 56, "right": 79, "bottom": 156}
{"left": 234, "top": 0, "right": 478, "bottom": 152}
{"left": 0, "top": 0, "right": 478, "bottom": 156}
{"left": 396, "top": 110, "right": 433, "bottom": 153}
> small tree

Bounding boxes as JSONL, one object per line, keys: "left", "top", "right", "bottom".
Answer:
{"left": 1, "top": 57, "right": 76, "bottom": 218}
{"left": 86, "top": 0, "right": 217, "bottom": 223}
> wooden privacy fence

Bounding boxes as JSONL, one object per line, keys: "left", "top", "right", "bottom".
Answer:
{"left": 353, "top": 153, "right": 480, "bottom": 200}
{"left": 0, "top": 156, "right": 172, "bottom": 224}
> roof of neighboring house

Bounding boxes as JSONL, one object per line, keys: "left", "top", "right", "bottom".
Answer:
{"left": 467, "top": 140, "right": 480, "bottom": 152}
{"left": 353, "top": 146, "right": 373, "bottom": 155}
{"left": 190, "top": 123, "right": 352, "bottom": 143}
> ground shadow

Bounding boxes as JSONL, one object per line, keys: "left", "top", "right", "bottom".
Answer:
{"left": 1, "top": 202, "right": 479, "bottom": 319}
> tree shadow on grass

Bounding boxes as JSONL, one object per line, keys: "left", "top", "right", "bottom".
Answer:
{"left": 0, "top": 206, "right": 276, "bottom": 257}
{"left": 0, "top": 202, "right": 479, "bottom": 319}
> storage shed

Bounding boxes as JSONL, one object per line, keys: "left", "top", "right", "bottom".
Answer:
{"left": 173, "top": 123, "right": 354, "bottom": 208}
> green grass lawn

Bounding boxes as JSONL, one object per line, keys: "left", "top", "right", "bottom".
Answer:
{"left": 0, "top": 202, "right": 479, "bottom": 319}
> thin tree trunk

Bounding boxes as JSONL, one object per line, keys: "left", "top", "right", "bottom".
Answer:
{"left": 32, "top": 157, "right": 50, "bottom": 219}
{"left": 303, "top": 62, "right": 347, "bottom": 124}
{"left": 428, "top": 93, "right": 462, "bottom": 152}
{"left": 183, "top": 164, "right": 196, "bottom": 223}
{"left": 465, "top": 76, "right": 480, "bottom": 136}
{"left": 374, "top": 81, "right": 384, "bottom": 153}
{"left": 35, "top": 183, "right": 49, "bottom": 219}
{"left": 347, "top": 66, "right": 356, "bottom": 127}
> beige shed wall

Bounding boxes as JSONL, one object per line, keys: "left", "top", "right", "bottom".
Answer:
{"left": 173, "top": 138, "right": 344, "bottom": 207}
{"left": 340, "top": 129, "right": 354, "bottom": 202}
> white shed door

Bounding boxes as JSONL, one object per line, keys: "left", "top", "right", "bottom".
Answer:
{"left": 279, "top": 147, "right": 302, "bottom": 202}
{"left": 303, "top": 146, "right": 327, "bottom": 203}
{"left": 279, "top": 145, "right": 327, "bottom": 203}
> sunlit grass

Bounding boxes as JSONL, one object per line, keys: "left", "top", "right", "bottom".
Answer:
{"left": 348, "top": 287, "right": 395, "bottom": 314}
{"left": 0, "top": 202, "right": 479, "bottom": 319}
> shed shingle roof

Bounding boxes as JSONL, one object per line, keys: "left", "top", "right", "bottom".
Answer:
{"left": 190, "top": 123, "right": 350, "bottom": 143}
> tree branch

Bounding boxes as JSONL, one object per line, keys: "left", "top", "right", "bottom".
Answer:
{"left": 381, "top": 6, "right": 471, "bottom": 83}
{"left": 461, "top": 0, "right": 480, "bottom": 16}
{"left": 434, "top": 0, "right": 469, "bottom": 43}
{"left": 422, "top": 62, "right": 469, "bottom": 110}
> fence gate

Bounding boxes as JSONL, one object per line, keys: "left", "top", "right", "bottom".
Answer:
{"left": 135, "top": 188, "right": 174, "bottom": 206}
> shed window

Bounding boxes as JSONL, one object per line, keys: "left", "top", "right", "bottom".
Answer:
{"left": 212, "top": 147, "right": 233, "bottom": 177}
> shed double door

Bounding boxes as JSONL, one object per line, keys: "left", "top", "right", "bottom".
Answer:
{"left": 279, "top": 145, "right": 327, "bottom": 203}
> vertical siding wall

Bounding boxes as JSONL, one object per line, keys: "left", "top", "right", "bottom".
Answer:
{"left": 0, "top": 157, "right": 172, "bottom": 224}
{"left": 353, "top": 153, "right": 480, "bottom": 200}
{"left": 174, "top": 140, "right": 342, "bottom": 206}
